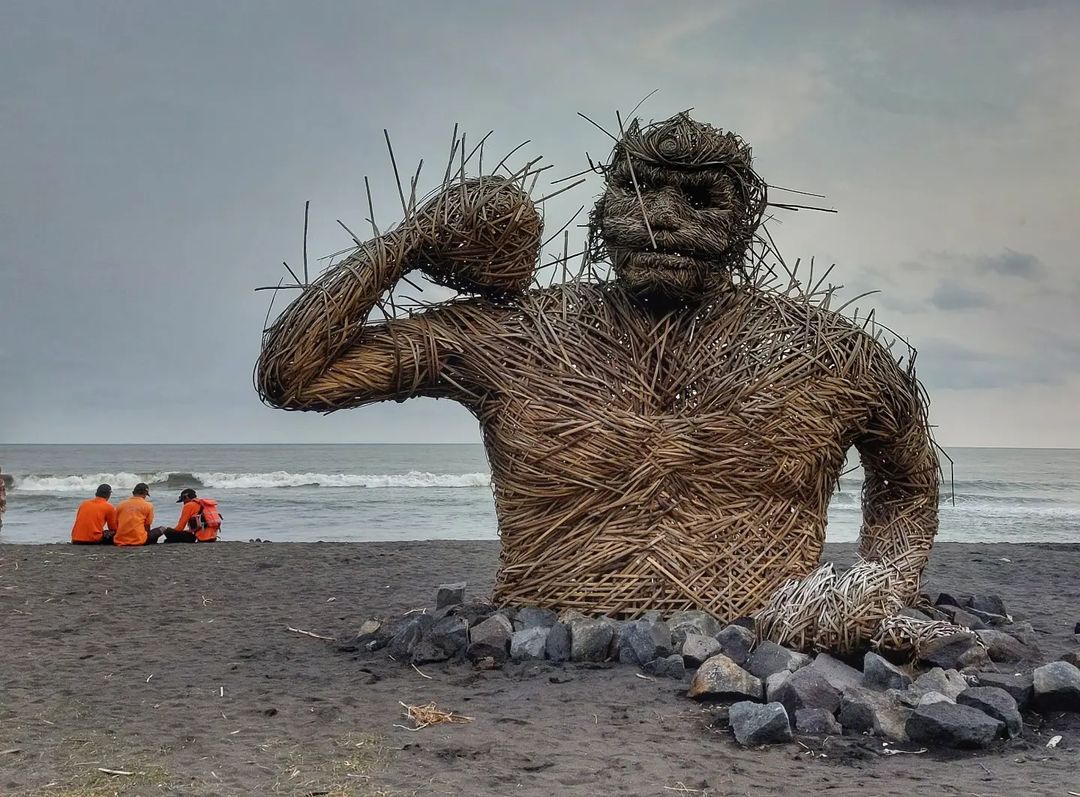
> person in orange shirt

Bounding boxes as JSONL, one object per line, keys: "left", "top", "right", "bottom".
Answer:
{"left": 114, "top": 483, "right": 163, "bottom": 546}
{"left": 161, "top": 489, "right": 220, "bottom": 543}
{"left": 71, "top": 483, "right": 118, "bottom": 544}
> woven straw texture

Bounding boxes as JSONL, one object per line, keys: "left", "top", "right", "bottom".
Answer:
{"left": 256, "top": 114, "right": 940, "bottom": 651}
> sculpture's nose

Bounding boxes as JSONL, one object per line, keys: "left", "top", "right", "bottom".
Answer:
{"left": 646, "top": 189, "right": 680, "bottom": 233}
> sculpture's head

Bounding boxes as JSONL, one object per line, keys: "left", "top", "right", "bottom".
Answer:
{"left": 591, "top": 113, "right": 767, "bottom": 302}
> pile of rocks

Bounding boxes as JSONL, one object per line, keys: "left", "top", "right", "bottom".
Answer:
{"left": 342, "top": 584, "right": 1080, "bottom": 750}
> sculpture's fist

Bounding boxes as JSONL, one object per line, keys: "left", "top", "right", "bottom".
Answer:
{"left": 403, "top": 176, "right": 542, "bottom": 297}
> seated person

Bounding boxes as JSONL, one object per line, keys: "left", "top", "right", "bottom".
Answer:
{"left": 71, "top": 483, "right": 118, "bottom": 544}
{"left": 114, "top": 483, "right": 163, "bottom": 546}
{"left": 161, "top": 488, "right": 220, "bottom": 543}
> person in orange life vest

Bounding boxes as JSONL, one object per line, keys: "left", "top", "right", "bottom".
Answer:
{"left": 71, "top": 483, "right": 119, "bottom": 544}
{"left": 161, "top": 488, "right": 220, "bottom": 543}
{"left": 114, "top": 483, "right": 163, "bottom": 546}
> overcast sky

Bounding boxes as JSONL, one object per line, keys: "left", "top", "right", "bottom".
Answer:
{"left": 2, "top": 0, "right": 1078, "bottom": 448}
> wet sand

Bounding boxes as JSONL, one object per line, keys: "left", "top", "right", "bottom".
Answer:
{"left": 0, "top": 541, "right": 1078, "bottom": 796}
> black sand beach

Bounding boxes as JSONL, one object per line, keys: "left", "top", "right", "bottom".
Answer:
{"left": 1, "top": 541, "right": 1078, "bottom": 796}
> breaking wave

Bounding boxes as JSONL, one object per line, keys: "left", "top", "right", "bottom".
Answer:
{"left": 14, "top": 471, "right": 492, "bottom": 493}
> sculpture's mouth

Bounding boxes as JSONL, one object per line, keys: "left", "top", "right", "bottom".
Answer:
{"left": 612, "top": 248, "right": 714, "bottom": 285}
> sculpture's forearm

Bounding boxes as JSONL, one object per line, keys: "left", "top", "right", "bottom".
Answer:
{"left": 857, "top": 422, "right": 940, "bottom": 599}
{"left": 256, "top": 236, "right": 409, "bottom": 410}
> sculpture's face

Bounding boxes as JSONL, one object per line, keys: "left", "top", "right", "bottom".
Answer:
{"left": 589, "top": 114, "right": 766, "bottom": 304}
{"left": 598, "top": 160, "right": 746, "bottom": 301}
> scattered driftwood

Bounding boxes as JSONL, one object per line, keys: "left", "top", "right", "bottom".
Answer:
{"left": 396, "top": 701, "right": 472, "bottom": 731}
{"left": 287, "top": 626, "right": 335, "bottom": 641}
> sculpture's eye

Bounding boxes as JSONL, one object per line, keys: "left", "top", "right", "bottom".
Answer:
{"left": 684, "top": 184, "right": 712, "bottom": 210}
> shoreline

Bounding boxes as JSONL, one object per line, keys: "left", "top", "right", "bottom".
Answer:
{"left": 1, "top": 541, "right": 1078, "bottom": 795}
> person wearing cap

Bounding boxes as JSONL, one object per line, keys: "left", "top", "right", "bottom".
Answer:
{"left": 71, "top": 483, "right": 119, "bottom": 544}
{"left": 114, "top": 483, "right": 163, "bottom": 546}
{"left": 161, "top": 488, "right": 219, "bottom": 543}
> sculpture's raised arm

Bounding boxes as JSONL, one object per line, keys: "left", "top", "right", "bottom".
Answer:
{"left": 256, "top": 177, "right": 542, "bottom": 411}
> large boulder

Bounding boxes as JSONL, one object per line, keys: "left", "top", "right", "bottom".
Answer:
{"left": 688, "top": 655, "right": 763, "bottom": 702}
{"left": 513, "top": 606, "right": 558, "bottom": 631}
{"left": 805, "top": 653, "right": 862, "bottom": 694}
{"left": 715, "top": 625, "right": 755, "bottom": 666}
{"left": 668, "top": 610, "right": 722, "bottom": 643}
{"left": 745, "top": 642, "right": 811, "bottom": 681}
{"left": 728, "top": 701, "right": 792, "bottom": 746}
{"left": 681, "top": 633, "right": 722, "bottom": 668}
{"left": 957, "top": 687, "right": 1022, "bottom": 739}
{"left": 1061, "top": 650, "right": 1080, "bottom": 669}
{"left": 918, "top": 633, "right": 990, "bottom": 671}
{"left": 973, "top": 671, "right": 1034, "bottom": 710}
{"left": 795, "top": 707, "right": 842, "bottom": 736}
{"left": 838, "top": 686, "right": 911, "bottom": 742}
{"left": 912, "top": 668, "right": 969, "bottom": 701}
{"left": 771, "top": 667, "right": 842, "bottom": 716}
{"left": 765, "top": 670, "right": 791, "bottom": 703}
{"left": 862, "top": 652, "right": 913, "bottom": 692}
{"left": 428, "top": 615, "right": 469, "bottom": 657}
{"left": 968, "top": 594, "right": 1009, "bottom": 619}
{"left": 545, "top": 621, "right": 572, "bottom": 663}
{"left": 466, "top": 613, "right": 513, "bottom": 664}
{"left": 643, "top": 654, "right": 686, "bottom": 680}
{"left": 568, "top": 617, "right": 615, "bottom": 663}
{"left": 1002, "top": 620, "right": 1040, "bottom": 649}
{"left": 435, "top": 582, "right": 467, "bottom": 609}
{"left": 387, "top": 614, "right": 434, "bottom": 660}
{"left": 906, "top": 701, "right": 1004, "bottom": 749}
{"left": 510, "top": 627, "right": 550, "bottom": 661}
{"left": 975, "top": 629, "right": 1040, "bottom": 663}
{"left": 618, "top": 618, "right": 672, "bottom": 667}
{"left": 1032, "top": 661, "right": 1080, "bottom": 712}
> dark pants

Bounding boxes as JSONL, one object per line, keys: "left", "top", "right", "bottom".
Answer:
{"left": 72, "top": 532, "right": 116, "bottom": 546}
{"left": 163, "top": 529, "right": 198, "bottom": 543}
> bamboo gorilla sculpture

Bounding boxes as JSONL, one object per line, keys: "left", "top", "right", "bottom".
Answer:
{"left": 257, "top": 114, "right": 940, "bottom": 654}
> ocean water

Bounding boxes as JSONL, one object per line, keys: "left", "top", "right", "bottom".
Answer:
{"left": 0, "top": 444, "right": 1077, "bottom": 545}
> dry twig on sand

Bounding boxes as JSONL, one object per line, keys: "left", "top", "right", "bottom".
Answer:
{"left": 395, "top": 701, "right": 473, "bottom": 731}
{"left": 286, "top": 626, "right": 335, "bottom": 641}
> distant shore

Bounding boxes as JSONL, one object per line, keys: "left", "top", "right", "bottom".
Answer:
{"left": 0, "top": 541, "right": 1078, "bottom": 796}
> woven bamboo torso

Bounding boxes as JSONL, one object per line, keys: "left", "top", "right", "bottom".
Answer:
{"left": 450, "top": 282, "right": 882, "bottom": 619}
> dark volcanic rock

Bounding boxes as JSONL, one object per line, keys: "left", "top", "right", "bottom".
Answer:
{"left": 913, "top": 668, "right": 969, "bottom": 701}
{"left": 918, "top": 632, "right": 990, "bottom": 671}
{"left": 512, "top": 606, "right": 558, "bottom": 631}
{"left": 681, "top": 633, "right": 722, "bottom": 667}
{"left": 569, "top": 617, "right": 615, "bottom": 663}
{"left": 973, "top": 671, "right": 1034, "bottom": 710}
{"left": 968, "top": 594, "right": 1009, "bottom": 619}
{"left": 728, "top": 701, "right": 792, "bottom": 746}
{"left": 714, "top": 625, "right": 755, "bottom": 666}
{"left": 906, "top": 701, "right": 1004, "bottom": 749}
{"left": 1032, "top": 660, "right": 1080, "bottom": 712}
{"left": 668, "top": 610, "right": 722, "bottom": 643}
{"left": 1061, "top": 650, "right": 1080, "bottom": 669}
{"left": 838, "top": 686, "right": 911, "bottom": 742}
{"left": 466, "top": 613, "right": 512, "bottom": 664}
{"left": 862, "top": 652, "right": 913, "bottom": 692}
{"left": 975, "top": 629, "right": 1041, "bottom": 663}
{"left": 643, "top": 654, "right": 686, "bottom": 680}
{"left": 411, "top": 639, "right": 450, "bottom": 665}
{"left": 688, "top": 654, "right": 763, "bottom": 702}
{"left": 435, "top": 582, "right": 467, "bottom": 609}
{"left": 745, "top": 641, "right": 810, "bottom": 681}
{"left": 772, "top": 667, "right": 842, "bottom": 716}
{"left": 795, "top": 707, "right": 842, "bottom": 736}
{"left": 942, "top": 605, "right": 988, "bottom": 631}
{"left": 510, "top": 627, "right": 550, "bottom": 661}
{"left": 936, "top": 592, "right": 970, "bottom": 608}
{"left": 387, "top": 614, "right": 434, "bottom": 660}
{"left": 957, "top": 687, "right": 1022, "bottom": 739}
{"left": 428, "top": 615, "right": 469, "bottom": 657}
{"left": 806, "top": 653, "right": 862, "bottom": 694}
{"left": 618, "top": 618, "right": 672, "bottom": 667}
{"left": 1002, "top": 620, "right": 1040, "bottom": 649}
{"left": 443, "top": 601, "right": 497, "bottom": 626}
{"left": 545, "top": 622, "right": 571, "bottom": 663}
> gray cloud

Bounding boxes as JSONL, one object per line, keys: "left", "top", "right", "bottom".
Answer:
{"left": 927, "top": 282, "right": 995, "bottom": 310}
{"left": 974, "top": 249, "right": 1044, "bottom": 280}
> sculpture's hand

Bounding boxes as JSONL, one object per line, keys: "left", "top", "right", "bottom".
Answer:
{"left": 753, "top": 557, "right": 909, "bottom": 654}
{"left": 404, "top": 175, "right": 541, "bottom": 297}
